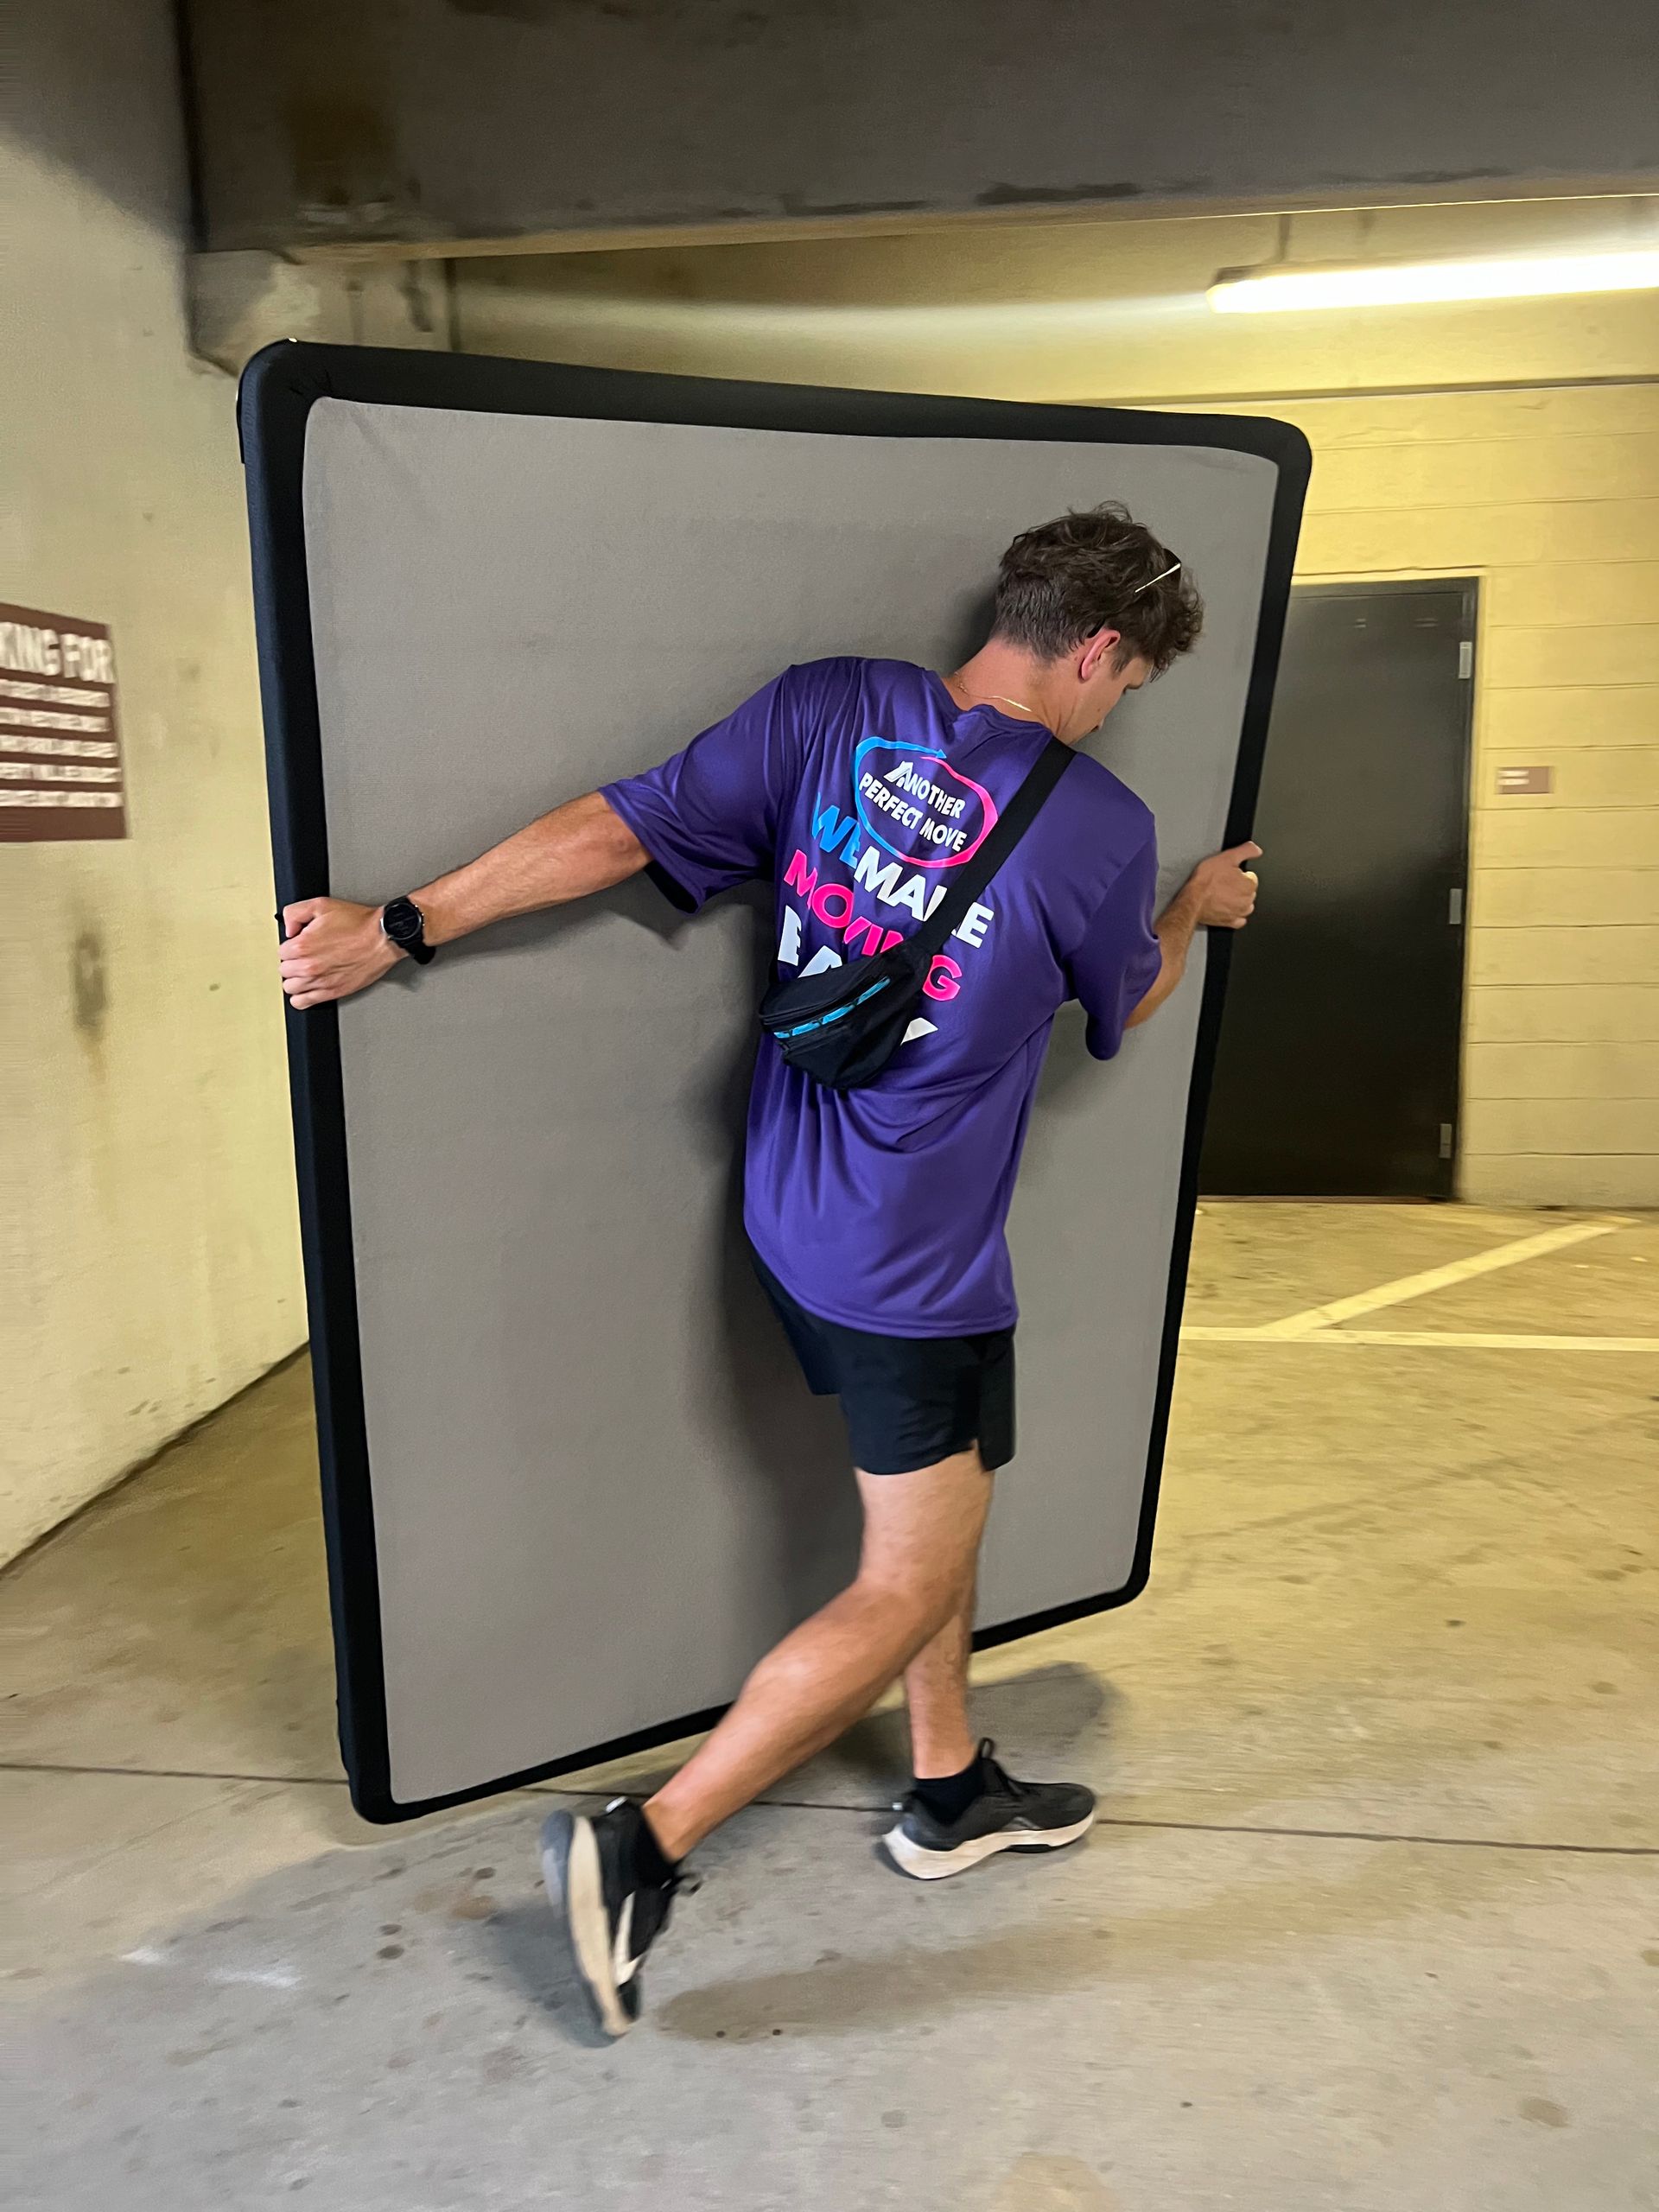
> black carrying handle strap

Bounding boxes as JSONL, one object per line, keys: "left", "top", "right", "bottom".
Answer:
{"left": 911, "top": 737, "right": 1073, "bottom": 963}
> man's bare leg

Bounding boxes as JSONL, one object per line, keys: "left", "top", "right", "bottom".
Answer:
{"left": 903, "top": 1576, "right": 979, "bottom": 1780}
{"left": 882, "top": 1554, "right": 1098, "bottom": 1878}
{"left": 645, "top": 1450, "right": 993, "bottom": 1862}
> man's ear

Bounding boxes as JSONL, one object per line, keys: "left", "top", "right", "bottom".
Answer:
{"left": 1077, "top": 627, "right": 1123, "bottom": 682}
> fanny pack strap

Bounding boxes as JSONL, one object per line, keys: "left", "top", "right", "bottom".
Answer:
{"left": 907, "top": 736, "right": 1074, "bottom": 966}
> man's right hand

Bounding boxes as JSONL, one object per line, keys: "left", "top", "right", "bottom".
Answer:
{"left": 278, "top": 898, "right": 403, "bottom": 1009}
{"left": 1185, "top": 842, "right": 1262, "bottom": 931}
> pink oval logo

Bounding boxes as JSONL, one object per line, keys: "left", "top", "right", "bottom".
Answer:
{"left": 852, "top": 740, "right": 1000, "bottom": 870}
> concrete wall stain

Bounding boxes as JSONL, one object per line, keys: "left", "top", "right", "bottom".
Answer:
{"left": 285, "top": 93, "right": 403, "bottom": 226}
{"left": 72, "top": 929, "right": 108, "bottom": 1039}
{"left": 977, "top": 180, "right": 1160, "bottom": 207}
{"left": 777, "top": 194, "right": 932, "bottom": 221}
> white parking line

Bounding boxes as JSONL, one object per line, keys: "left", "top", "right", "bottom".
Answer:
{"left": 1250, "top": 1218, "right": 1625, "bottom": 1340}
{"left": 1183, "top": 1325, "right": 1659, "bottom": 1351}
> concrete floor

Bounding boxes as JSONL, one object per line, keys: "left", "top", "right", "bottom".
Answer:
{"left": 7, "top": 1203, "right": 1658, "bottom": 2211}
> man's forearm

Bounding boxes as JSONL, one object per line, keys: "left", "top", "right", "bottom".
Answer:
{"left": 411, "top": 791, "right": 648, "bottom": 947}
{"left": 1125, "top": 878, "right": 1204, "bottom": 1029}
{"left": 277, "top": 791, "right": 650, "bottom": 1009}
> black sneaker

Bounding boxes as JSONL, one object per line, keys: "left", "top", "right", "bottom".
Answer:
{"left": 539, "top": 1799, "right": 687, "bottom": 2037}
{"left": 881, "top": 1739, "right": 1096, "bottom": 1881}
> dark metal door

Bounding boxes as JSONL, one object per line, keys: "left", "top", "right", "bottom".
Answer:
{"left": 1202, "top": 581, "right": 1474, "bottom": 1198}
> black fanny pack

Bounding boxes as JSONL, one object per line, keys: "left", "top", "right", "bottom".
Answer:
{"left": 758, "top": 736, "right": 1073, "bottom": 1092}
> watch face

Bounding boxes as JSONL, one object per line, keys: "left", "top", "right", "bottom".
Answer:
{"left": 384, "top": 898, "right": 423, "bottom": 945}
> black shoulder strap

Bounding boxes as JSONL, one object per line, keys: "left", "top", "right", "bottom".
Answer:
{"left": 912, "top": 737, "right": 1073, "bottom": 963}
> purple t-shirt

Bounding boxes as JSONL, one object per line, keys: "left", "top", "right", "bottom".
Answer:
{"left": 604, "top": 658, "right": 1160, "bottom": 1336}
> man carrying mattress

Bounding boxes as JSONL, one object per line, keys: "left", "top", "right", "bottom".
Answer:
{"left": 277, "top": 501, "right": 1259, "bottom": 2039}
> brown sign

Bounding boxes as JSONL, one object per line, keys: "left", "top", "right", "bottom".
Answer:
{"left": 1495, "top": 765, "right": 1553, "bottom": 797}
{"left": 0, "top": 603, "right": 127, "bottom": 842}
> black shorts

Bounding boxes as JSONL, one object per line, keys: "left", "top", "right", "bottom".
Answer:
{"left": 753, "top": 1252, "right": 1015, "bottom": 1476}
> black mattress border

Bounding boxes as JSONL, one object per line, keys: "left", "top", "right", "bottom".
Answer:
{"left": 239, "top": 340, "right": 1309, "bottom": 1821}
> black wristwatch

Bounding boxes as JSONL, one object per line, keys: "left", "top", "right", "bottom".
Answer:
{"left": 381, "top": 895, "right": 435, "bottom": 966}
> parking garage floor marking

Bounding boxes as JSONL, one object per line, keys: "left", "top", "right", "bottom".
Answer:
{"left": 1182, "top": 1325, "right": 1659, "bottom": 1351}
{"left": 1214, "top": 1217, "right": 1630, "bottom": 1344}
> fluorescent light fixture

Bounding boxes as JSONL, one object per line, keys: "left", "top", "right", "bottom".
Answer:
{"left": 1208, "top": 249, "right": 1659, "bottom": 314}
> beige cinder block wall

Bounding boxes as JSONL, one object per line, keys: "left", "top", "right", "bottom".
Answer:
{"left": 1233, "top": 385, "right": 1659, "bottom": 1211}
{"left": 457, "top": 199, "right": 1659, "bottom": 1208}
{"left": 1, "top": 3, "right": 303, "bottom": 1563}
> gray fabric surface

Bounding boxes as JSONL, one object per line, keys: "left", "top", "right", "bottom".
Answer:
{"left": 301, "top": 399, "right": 1278, "bottom": 1807}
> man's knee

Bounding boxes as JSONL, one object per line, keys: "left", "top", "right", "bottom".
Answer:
{"left": 856, "top": 1557, "right": 969, "bottom": 1647}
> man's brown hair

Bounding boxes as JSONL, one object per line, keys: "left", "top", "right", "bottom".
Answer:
{"left": 990, "top": 502, "right": 1203, "bottom": 675}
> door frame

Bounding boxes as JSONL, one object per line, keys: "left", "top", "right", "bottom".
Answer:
{"left": 1255, "top": 572, "right": 1479, "bottom": 1198}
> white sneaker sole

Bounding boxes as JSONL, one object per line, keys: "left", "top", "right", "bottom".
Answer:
{"left": 880, "top": 1808, "right": 1096, "bottom": 1881}
{"left": 540, "top": 1812, "right": 633, "bottom": 2038}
